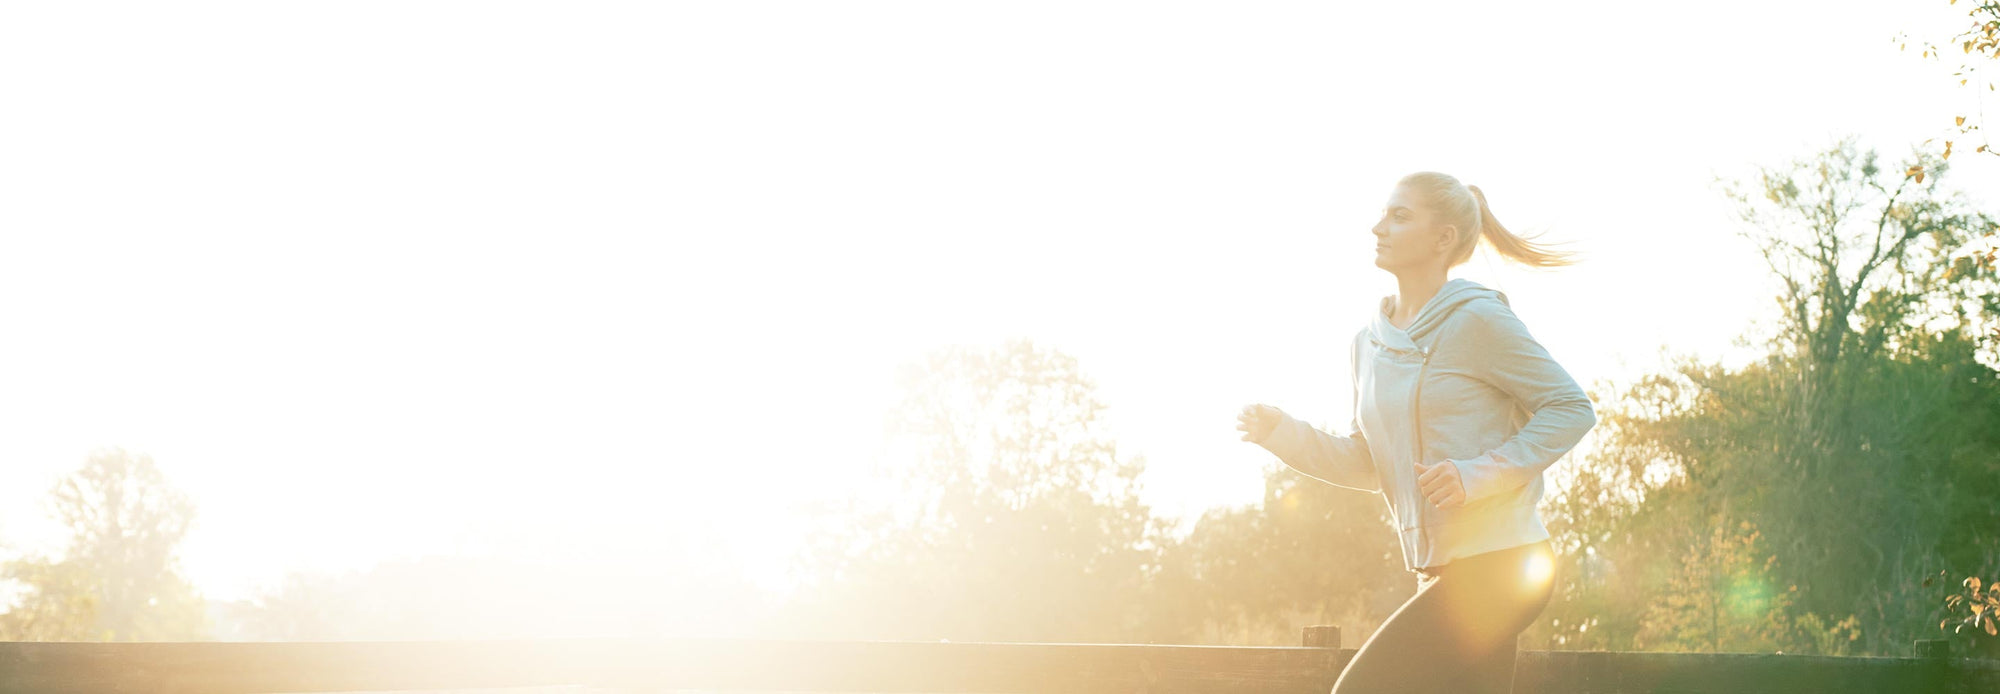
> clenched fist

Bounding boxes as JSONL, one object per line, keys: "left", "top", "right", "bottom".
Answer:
{"left": 1416, "top": 459, "right": 1467, "bottom": 508}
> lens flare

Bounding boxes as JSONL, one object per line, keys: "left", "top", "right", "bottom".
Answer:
{"left": 1524, "top": 550, "right": 1555, "bottom": 587}
{"left": 1727, "top": 575, "right": 1772, "bottom": 618}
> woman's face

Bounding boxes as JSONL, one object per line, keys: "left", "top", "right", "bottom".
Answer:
{"left": 1372, "top": 184, "right": 1453, "bottom": 274}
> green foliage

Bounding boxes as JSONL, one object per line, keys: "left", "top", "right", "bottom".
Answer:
{"left": 1715, "top": 137, "right": 1998, "bottom": 370}
{"left": 1540, "top": 139, "right": 2000, "bottom": 657}
{"left": 0, "top": 448, "right": 210, "bottom": 641}
{"left": 1634, "top": 520, "right": 1859, "bottom": 655}
{"left": 0, "top": 557, "right": 101, "bottom": 641}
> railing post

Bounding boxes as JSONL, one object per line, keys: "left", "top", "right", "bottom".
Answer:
{"left": 1914, "top": 638, "right": 1955, "bottom": 693}
{"left": 1301, "top": 625, "right": 1341, "bottom": 649}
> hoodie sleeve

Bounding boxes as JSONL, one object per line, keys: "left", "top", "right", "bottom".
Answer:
{"left": 1257, "top": 331, "right": 1379, "bottom": 493}
{"left": 1449, "top": 299, "right": 1598, "bottom": 503}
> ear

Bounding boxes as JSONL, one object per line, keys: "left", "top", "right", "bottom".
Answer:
{"left": 1434, "top": 225, "right": 1459, "bottom": 252}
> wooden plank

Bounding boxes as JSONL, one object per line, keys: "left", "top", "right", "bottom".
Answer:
{"left": 1299, "top": 626, "right": 1341, "bottom": 649}
{"left": 3, "top": 639, "right": 1998, "bottom": 694}
{"left": 0, "top": 638, "right": 1351, "bottom": 694}
{"left": 1516, "top": 650, "right": 2000, "bottom": 694}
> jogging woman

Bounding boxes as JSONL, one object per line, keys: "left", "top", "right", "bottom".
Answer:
{"left": 1235, "top": 171, "right": 1597, "bottom": 694}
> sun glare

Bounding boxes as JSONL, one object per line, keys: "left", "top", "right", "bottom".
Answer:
{"left": 1524, "top": 550, "right": 1555, "bottom": 587}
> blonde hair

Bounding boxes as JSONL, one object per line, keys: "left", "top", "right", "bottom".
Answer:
{"left": 1397, "top": 171, "right": 1578, "bottom": 268}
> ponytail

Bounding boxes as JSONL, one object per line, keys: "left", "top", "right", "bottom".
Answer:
{"left": 1398, "top": 172, "right": 1580, "bottom": 269}
{"left": 1465, "top": 184, "right": 1578, "bottom": 268}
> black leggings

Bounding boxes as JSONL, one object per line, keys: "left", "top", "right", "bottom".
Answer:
{"left": 1331, "top": 538, "right": 1556, "bottom": 694}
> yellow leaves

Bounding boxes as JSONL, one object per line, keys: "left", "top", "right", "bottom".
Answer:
{"left": 1946, "top": 258, "right": 1965, "bottom": 282}
{"left": 1946, "top": 141, "right": 1955, "bottom": 161}
{"left": 1959, "top": 116, "right": 1969, "bottom": 126}
{"left": 1939, "top": 567, "right": 2000, "bottom": 642}
{"left": 1907, "top": 165, "right": 1928, "bottom": 184}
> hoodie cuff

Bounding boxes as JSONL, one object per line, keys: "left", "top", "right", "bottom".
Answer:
{"left": 1257, "top": 411, "right": 1302, "bottom": 457}
{"left": 1451, "top": 451, "right": 1522, "bottom": 504}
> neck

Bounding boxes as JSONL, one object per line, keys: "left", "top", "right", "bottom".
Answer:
{"left": 1392, "top": 269, "right": 1449, "bottom": 321}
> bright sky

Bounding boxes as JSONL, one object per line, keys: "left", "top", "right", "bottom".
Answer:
{"left": 2, "top": 1, "right": 1996, "bottom": 607}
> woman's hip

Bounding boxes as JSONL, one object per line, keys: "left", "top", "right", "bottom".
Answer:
{"left": 1422, "top": 539, "right": 1557, "bottom": 614}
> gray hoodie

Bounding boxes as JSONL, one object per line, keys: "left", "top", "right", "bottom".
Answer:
{"left": 1256, "top": 277, "right": 1597, "bottom": 573}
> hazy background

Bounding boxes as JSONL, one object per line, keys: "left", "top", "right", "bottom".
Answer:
{"left": 2, "top": 0, "right": 1996, "bottom": 650}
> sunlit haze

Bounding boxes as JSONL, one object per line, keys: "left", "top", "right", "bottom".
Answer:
{"left": 2, "top": 1, "right": 1994, "bottom": 624}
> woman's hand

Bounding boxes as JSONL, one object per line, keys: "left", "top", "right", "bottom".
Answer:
{"left": 1416, "top": 460, "right": 1467, "bottom": 508}
{"left": 1236, "top": 404, "right": 1283, "bottom": 443}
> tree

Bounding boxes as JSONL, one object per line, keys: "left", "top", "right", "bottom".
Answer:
{"left": 1899, "top": 1, "right": 2000, "bottom": 160}
{"left": 1144, "top": 461, "right": 1410, "bottom": 646}
{"left": 1714, "top": 142, "right": 2000, "bottom": 633}
{"left": 1718, "top": 137, "right": 1996, "bottom": 381}
{"left": 781, "top": 339, "right": 1174, "bottom": 643}
{"left": 0, "top": 557, "right": 100, "bottom": 641}
{"left": 1900, "top": 0, "right": 2000, "bottom": 292}
{"left": 1635, "top": 520, "right": 1859, "bottom": 655}
{"left": 0, "top": 448, "right": 210, "bottom": 641}
{"left": 1540, "top": 139, "right": 2000, "bottom": 656}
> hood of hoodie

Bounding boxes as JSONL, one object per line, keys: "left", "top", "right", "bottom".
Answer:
{"left": 1369, "top": 277, "right": 1508, "bottom": 353}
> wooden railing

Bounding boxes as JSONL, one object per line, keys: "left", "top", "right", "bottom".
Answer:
{"left": 1, "top": 627, "right": 1996, "bottom": 694}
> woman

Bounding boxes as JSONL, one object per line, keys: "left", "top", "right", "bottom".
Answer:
{"left": 1235, "top": 172, "right": 1596, "bottom": 694}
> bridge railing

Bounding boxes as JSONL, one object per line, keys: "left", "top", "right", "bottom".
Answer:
{"left": 1, "top": 626, "right": 1995, "bottom": 694}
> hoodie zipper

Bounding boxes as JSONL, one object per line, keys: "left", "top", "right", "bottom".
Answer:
{"left": 1410, "top": 343, "right": 1434, "bottom": 532}
{"left": 1370, "top": 334, "right": 1436, "bottom": 533}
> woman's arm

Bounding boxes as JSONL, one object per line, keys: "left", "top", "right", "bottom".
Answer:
{"left": 1258, "top": 332, "right": 1379, "bottom": 493}
{"left": 1261, "top": 411, "right": 1379, "bottom": 493}
{"left": 1449, "top": 299, "right": 1598, "bottom": 503}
